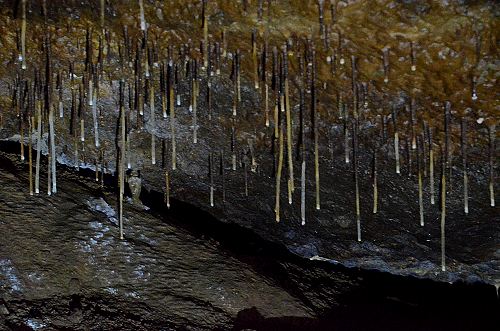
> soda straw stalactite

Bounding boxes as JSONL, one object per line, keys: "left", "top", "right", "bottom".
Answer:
{"left": 35, "top": 96, "right": 42, "bottom": 194}
{"left": 49, "top": 102, "right": 56, "bottom": 193}
{"left": 27, "top": 91, "right": 33, "bottom": 194}
{"left": 119, "top": 81, "right": 126, "bottom": 240}
{"left": 149, "top": 78, "right": 156, "bottom": 164}
{"left": 191, "top": 59, "right": 199, "bottom": 144}
{"left": 440, "top": 145, "right": 446, "bottom": 272}
{"left": 220, "top": 150, "right": 226, "bottom": 203}
{"left": 209, "top": 153, "right": 214, "bottom": 207}
{"left": 428, "top": 124, "right": 435, "bottom": 204}
{"left": 417, "top": 135, "right": 424, "bottom": 226}
{"left": 410, "top": 41, "right": 416, "bottom": 72}
{"left": 262, "top": 38, "right": 269, "bottom": 127}
{"left": 252, "top": 30, "right": 259, "bottom": 89}
{"left": 392, "top": 105, "right": 400, "bottom": 174}
{"left": 139, "top": 0, "right": 146, "bottom": 31}
{"left": 317, "top": 0, "right": 325, "bottom": 43}
{"left": 169, "top": 61, "right": 176, "bottom": 170}
{"left": 231, "top": 120, "right": 236, "bottom": 171}
{"left": 202, "top": 0, "right": 208, "bottom": 69}
{"left": 372, "top": 150, "right": 378, "bottom": 214}
{"left": 409, "top": 98, "right": 416, "bottom": 149}
{"left": 20, "top": 0, "right": 27, "bottom": 70}
{"left": 444, "top": 101, "right": 451, "bottom": 184}
{"left": 283, "top": 45, "right": 294, "bottom": 204}
{"left": 488, "top": 124, "right": 496, "bottom": 207}
{"left": 383, "top": 47, "right": 390, "bottom": 83}
{"left": 165, "top": 170, "right": 170, "bottom": 208}
{"left": 461, "top": 118, "right": 468, "bottom": 214}
{"left": 92, "top": 87, "right": 100, "bottom": 148}
{"left": 344, "top": 103, "right": 349, "bottom": 163}
{"left": 275, "top": 103, "right": 284, "bottom": 222}
{"left": 299, "top": 75, "right": 306, "bottom": 225}
{"left": 100, "top": 0, "right": 105, "bottom": 30}
{"left": 45, "top": 33, "right": 57, "bottom": 194}
{"left": 312, "top": 45, "right": 320, "bottom": 210}
{"left": 353, "top": 121, "right": 361, "bottom": 242}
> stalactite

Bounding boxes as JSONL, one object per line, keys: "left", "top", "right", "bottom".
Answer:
{"left": 220, "top": 150, "right": 226, "bottom": 203}
{"left": 283, "top": 45, "right": 294, "bottom": 204}
{"left": 353, "top": 121, "right": 361, "bottom": 242}
{"left": 47, "top": 149, "right": 51, "bottom": 196}
{"left": 236, "top": 49, "right": 241, "bottom": 103}
{"left": 209, "top": 153, "right": 214, "bottom": 206}
{"left": 92, "top": 89, "right": 100, "bottom": 148}
{"left": 79, "top": 84, "right": 85, "bottom": 143}
{"left": 57, "top": 72, "right": 64, "bottom": 118}
{"left": 344, "top": 104, "right": 349, "bottom": 164}
{"left": 417, "top": 136, "right": 424, "bottom": 226}
{"left": 317, "top": 0, "right": 325, "bottom": 44}
{"left": 422, "top": 125, "right": 428, "bottom": 177}
{"left": 165, "top": 170, "right": 171, "bottom": 208}
{"left": 471, "top": 75, "right": 478, "bottom": 101}
{"left": 20, "top": 0, "right": 27, "bottom": 70}
{"left": 406, "top": 135, "right": 412, "bottom": 176}
{"left": 440, "top": 146, "right": 446, "bottom": 272}
{"left": 444, "top": 102, "right": 451, "bottom": 184}
{"left": 160, "top": 63, "right": 167, "bottom": 118}
{"left": 100, "top": 0, "right": 105, "bottom": 30}
{"left": 202, "top": 0, "right": 208, "bottom": 69}
{"left": 299, "top": 82, "right": 306, "bottom": 225}
{"left": 150, "top": 79, "right": 156, "bottom": 164}
{"left": 410, "top": 41, "right": 416, "bottom": 72}
{"left": 119, "top": 81, "right": 126, "bottom": 240}
{"left": 338, "top": 31, "right": 344, "bottom": 65}
{"left": 392, "top": 106, "right": 400, "bottom": 174}
{"left": 28, "top": 115, "right": 33, "bottom": 195}
{"left": 139, "top": 0, "right": 146, "bottom": 31}
{"left": 231, "top": 120, "right": 236, "bottom": 170}
{"left": 383, "top": 47, "right": 390, "bottom": 83}
{"left": 192, "top": 59, "right": 198, "bottom": 144}
{"left": 488, "top": 125, "right": 496, "bottom": 207}
{"left": 49, "top": 102, "right": 56, "bottom": 193}
{"left": 461, "top": 118, "right": 468, "bottom": 214}
{"left": 244, "top": 153, "right": 249, "bottom": 197}
{"left": 95, "top": 157, "right": 99, "bottom": 182}
{"left": 275, "top": 108, "right": 284, "bottom": 222}
{"left": 252, "top": 29, "right": 259, "bottom": 89}
{"left": 372, "top": 150, "right": 378, "bottom": 214}
{"left": 169, "top": 62, "right": 176, "bottom": 170}
{"left": 312, "top": 46, "right": 320, "bottom": 210}
{"left": 428, "top": 124, "right": 435, "bottom": 205}
{"left": 409, "top": 98, "right": 416, "bottom": 149}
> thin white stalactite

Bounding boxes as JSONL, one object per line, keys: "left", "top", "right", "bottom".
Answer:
{"left": 165, "top": 170, "right": 170, "bottom": 208}
{"left": 34, "top": 101, "right": 42, "bottom": 194}
{"left": 49, "top": 105, "right": 57, "bottom": 193}
{"left": 150, "top": 85, "right": 156, "bottom": 164}
{"left": 394, "top": 132, "right": 400, "bottom": 174}
{"left": 21, "top": 0, "right": 27, "bottom": 70}
{"left": 139, "top": 0, "right": 146, "bottom": 31}
{"left": 92, "top": 91, "right": 100, "bottom": 148}
{"left": 170, "top": 86, "right": 176, "bottom": 170}
{"left": 301, "top": 159, "right": 306, "bottom": 225}
{"left": 275, "top": 123, "right": 284, "bottom": 222}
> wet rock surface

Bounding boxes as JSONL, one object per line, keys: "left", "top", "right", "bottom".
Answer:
{"left": 0, "top": 150, "right": 498, "bottom": 330}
